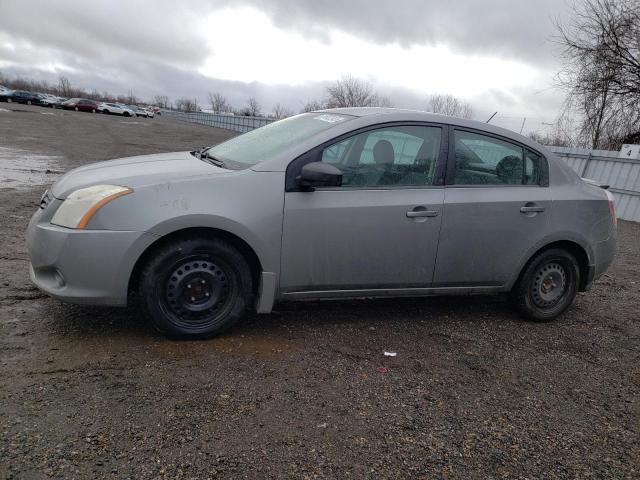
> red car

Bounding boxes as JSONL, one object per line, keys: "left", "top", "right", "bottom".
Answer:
{"left": 61, "top": 98, "right": 100, "bottom": 113}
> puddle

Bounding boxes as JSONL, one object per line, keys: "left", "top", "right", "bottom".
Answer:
{"left": 0, "top": 146, "right": 64, "bottom": 190}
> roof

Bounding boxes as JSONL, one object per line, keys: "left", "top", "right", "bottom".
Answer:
{"left": 315, "top": 107, "right": 549, "bottom": 156}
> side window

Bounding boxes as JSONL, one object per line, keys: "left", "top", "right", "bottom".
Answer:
{"left": 453, "top": 130, "right": 525, "bottom": 185}
{"left": 525, "top": 150, "right": 541, "bottom": 185}
{"left": 322, "top": 137, "right": 354, "bottom": 166}
{"left": 321, "top": 125, "right": 442, "bottom": 187}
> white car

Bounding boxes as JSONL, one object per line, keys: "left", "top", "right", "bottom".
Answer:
{"left": 98, "top": 103, "right": 136, "bottom": 117}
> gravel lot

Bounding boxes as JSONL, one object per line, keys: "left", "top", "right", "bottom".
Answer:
{"left": 1, "top": 104, "right": 638, "bottom": 479}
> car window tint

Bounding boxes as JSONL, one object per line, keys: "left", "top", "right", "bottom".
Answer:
{"left": 321, "top": 125, "right": 441, "bottom": 187}
{"left": 525, "top": 150, "right": 542, "bottom": 185}
{"left": 322, "top": 137, "right": 355, "bottom": 166}
{"left": 453, "top": 130, "right": 524, "bottom": 185}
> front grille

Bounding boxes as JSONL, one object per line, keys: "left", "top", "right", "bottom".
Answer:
{"left": 39, "top": 190, "right": 51, "bottom": 209}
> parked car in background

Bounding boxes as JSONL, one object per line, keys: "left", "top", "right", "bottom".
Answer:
{"left": 38, "top": 94, "right": 66, "bottom": 108}
{"left": 98, "top": 102, "right": 136, "bottom": 116}
{"left": 26, "top": 108, "right": 617, "bottom": 339}
{"left": 142, "top": 107, "right": 155, "bottom": 118}
{"left": 61, "top": 98, "right": 99, "bottom": 113}
{"left": 0, "top": 90, "right": 44, "bottom": 105}
{"left": 0, "top": 85, "right": 10, "bottom": 94}
{"left": 126, "top": 105, "right": 148, "bottom": 117}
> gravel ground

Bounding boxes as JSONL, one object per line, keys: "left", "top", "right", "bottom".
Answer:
{"left": 0, "top": 105, "right": 638, "bottom": 479}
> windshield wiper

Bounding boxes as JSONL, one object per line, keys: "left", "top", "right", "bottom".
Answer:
{"left": 201, "top": 151, "right": 227, "bottom": 168}
{"left": 191, "top": 147, "right": 227, "bottom": 168}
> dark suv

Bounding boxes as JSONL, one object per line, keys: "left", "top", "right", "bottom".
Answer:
{"left": 0, "top": 90, "right": 43, "bottom": 105}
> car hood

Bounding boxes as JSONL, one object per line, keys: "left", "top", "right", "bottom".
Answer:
{"left": 51, "top": 151, "right": 231, "bottom": 199}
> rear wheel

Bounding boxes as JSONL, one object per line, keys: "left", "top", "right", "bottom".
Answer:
{"left": 123, "top": 111, "right": 130, "bottom": 117}
{"left": 511, "top": 248, "right": 580, "bottom": 322}
{"left": 138, "top": 237, "right": 253, "bottom": 339}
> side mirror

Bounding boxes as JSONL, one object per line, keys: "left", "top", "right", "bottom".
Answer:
{"left": 297, "top": 162, "right": 342, "bottom": 190}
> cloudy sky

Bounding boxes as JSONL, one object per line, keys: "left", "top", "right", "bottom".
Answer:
{"left": 0, "top": 0, "right": 572, "bottom": 133}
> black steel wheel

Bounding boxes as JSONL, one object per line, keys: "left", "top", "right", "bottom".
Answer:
{"left": 138, "top": 236, "right": 253, "bottom": 339}
{"left": 511, "top": 248, "right": 580, "bottom": 322}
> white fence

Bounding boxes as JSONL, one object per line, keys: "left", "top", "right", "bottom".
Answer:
{"left": 162, "top": 110, "right": 639, "bottom": 222}
{"left": 551, "top": 146, "right": 640, "bottom": 222}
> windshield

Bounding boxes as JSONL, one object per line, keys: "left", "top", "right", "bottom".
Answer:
{"left": 205, "top": 112, "right": 355, "bottom": 169}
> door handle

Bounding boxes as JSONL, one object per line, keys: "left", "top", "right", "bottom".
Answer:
{"left": 406, "top": 209, "right": 439, "bottom": 218}
{"left": 520, "top": 204, "right": 545, "bottom": 213}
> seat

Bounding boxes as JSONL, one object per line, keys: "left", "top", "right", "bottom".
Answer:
{"left": 495, "top": 155, "right": 523, "bottom": 184}
{"left": 354, "top": 140, "right": 396, "bottom": 186}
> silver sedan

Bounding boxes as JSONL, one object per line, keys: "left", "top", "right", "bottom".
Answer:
{"left": 26, "top": 108, "right": 617, "bottom": 338}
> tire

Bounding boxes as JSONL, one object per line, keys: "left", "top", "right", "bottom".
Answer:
{"left": 74, "top": 106, "right": 79, "bottom": 111}
{"left": 511, "top": 248, "right": 580, "bottom": 322}
{"left": 102, "top": 109, "right": 109, "bottom": 114}
{"left": 91, "top": 108, "right": 96, "bottom": 113}
{"left": 7, "top": 98, "right": 12, "bottom": 103}
{"left": 27, "top": 100, "right": 32, "bottom": 105}
{"left": 123, "top": 111, "right": 130, "bottom": 117}
{"left": 138, "top": 236, "right": 253, "bottom": 339}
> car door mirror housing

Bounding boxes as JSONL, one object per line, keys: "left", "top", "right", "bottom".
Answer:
{"left": 297, "top": 162, "right": 342, "bottom": 190}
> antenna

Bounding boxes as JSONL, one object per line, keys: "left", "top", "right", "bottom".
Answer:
{"left": 486, "top": 112, "right": 497, "bottom": 123}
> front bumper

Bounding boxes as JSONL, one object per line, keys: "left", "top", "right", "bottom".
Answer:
{"left": 26, "top": 206, "right": 159, "bottom": 306}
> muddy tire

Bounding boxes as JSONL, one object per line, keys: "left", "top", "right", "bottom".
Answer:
{"left": 138, "top": 237, "right": 253, "bottom": 339}
{"left": 511, "top": 248, "right": 580, "bottom": 322}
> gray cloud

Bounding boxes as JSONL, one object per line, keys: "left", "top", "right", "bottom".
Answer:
{"left": 0, "top": 0, "right": 569, "bottom": 124}
{"left": 224, "top": 0, "right": 569, "bottom": 64}
{"left": 0, "top": 0, "right": 209, "bottom": 68}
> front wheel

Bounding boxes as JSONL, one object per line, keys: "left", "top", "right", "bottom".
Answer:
{"left": 138, "top": 237, "right": 254, "bottom": 339}
{"left": 511, "top": 248, "right": 580, "bottom": 322}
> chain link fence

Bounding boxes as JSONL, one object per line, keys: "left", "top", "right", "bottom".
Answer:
{"left": 161, "top": 110, "right": 273, "bottom": 133}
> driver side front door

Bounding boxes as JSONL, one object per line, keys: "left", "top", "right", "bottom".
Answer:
{"left": 280, "top": 124, "right": 447, "bottom": 295}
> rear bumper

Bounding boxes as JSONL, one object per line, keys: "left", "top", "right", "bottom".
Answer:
{"left": 26, "top": 207, "right": 159, "bottom": 306}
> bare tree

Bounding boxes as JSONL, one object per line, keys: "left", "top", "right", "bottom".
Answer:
{"left": 208, "top": 92, "right": 229, "bottom": 113}
{"left": 325, "top": 75, "right": 392, "bottom": 108}
{"left": 555, "top": 0, "right": 640, "bottom": 149}
{"left": 427, "top": 94, "right": 474, "bottom": 119}
{"left": 272, "top": 103, "right": 294, "bottom": 119}
{"left": 57, "top": 76, "right": 72, "bottom": 97}
{"left": 175, "top": 98, "right": 198, "bottom": 112}
{"left": 153, "top": 95, "right": 170, "bottom": 108}
{"left": 301, "top": 100, "right": 325, "bottom": 113}
{"left": 246, "top": 97, "right": 261, "bottom": 116}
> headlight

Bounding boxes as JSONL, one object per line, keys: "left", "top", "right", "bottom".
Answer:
{"left": 51, "top": 185, "right": 133, "bottom": 229}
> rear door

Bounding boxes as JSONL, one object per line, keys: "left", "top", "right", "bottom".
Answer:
{"left": 280, "top": 123, "right": 447, "bottom": 293}
{"left": 433, "top": 128, "right": 551, "bottom": 287}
